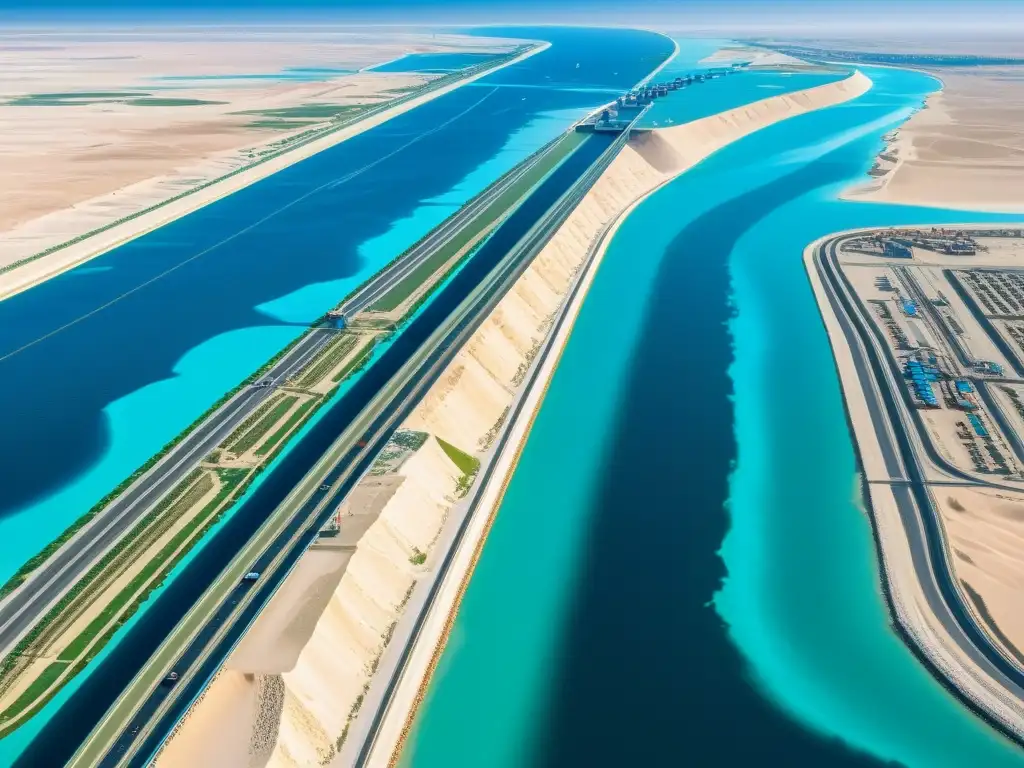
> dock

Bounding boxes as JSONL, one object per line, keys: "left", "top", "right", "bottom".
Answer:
{"left": 575, "top": 65, "right": 745, "bottom": 135}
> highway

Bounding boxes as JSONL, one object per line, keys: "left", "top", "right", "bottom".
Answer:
{"left": 0, "top": 124, "right": 583, "bottom": 661}
{"left": 334, "top": 129, "right": 584, "bottom": 317}
{"left": 0, "top": 326, "right": 336, "bottom": 655}
{"left": 81, "top": 130, "right": 626, "bottom": 768}
{"left": 14, "top": 128, "right": 622, "bottom": 767}
{"left": 811, "top": 236, "right": 1024, "bottom": 739}
{"left": 341, "top": 181, "right": 629, "bottom": 768}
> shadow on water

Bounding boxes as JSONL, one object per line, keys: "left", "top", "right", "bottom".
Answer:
{"left": 533, "top": 146, "right": 901, "bottom": 766}
{"left": 10, "top": 135, "right": 616, "bottom": 768}
{"left": 0, "top": 27, "right": 672, "bottom": 521}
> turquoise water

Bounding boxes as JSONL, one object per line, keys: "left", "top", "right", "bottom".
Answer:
{"left": 0, "top": 86, "right": 607, "bottom": 584}
{"left": 402, "top": 55, "right": 1024, "bottom": 767}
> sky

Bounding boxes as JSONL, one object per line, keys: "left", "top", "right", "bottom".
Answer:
{"left": 3, "top": 0, "right": 1024, "bottom": 38}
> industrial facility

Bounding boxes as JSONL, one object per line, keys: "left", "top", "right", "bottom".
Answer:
{"left": 578, "top": 66, "right": 744, "bottom": 134}
{"left": 835, "top": 227, "right": 1024, "bottom": 478}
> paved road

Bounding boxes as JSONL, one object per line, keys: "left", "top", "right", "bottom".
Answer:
{"left": 0, "top": 326, "right": 334, "bottom": 656}
{"left": 342, "top": 168, "right": 631, "bottom": 768}
{"left": 57, "top": 130, "right": 624, "bottom": 768}
{"left": 335, "top": 130, "right": 580, "bottom": 317}
{"left": 0, "top": 127, "right": 580, "bottom": 660}
{"left": 813, "top": 236, "right": 1024, "bottom": 735}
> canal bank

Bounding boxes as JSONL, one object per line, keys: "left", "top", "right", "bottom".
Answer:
{"left": 0, "top": 26, "right": 677, "bottom": 766}
{"left": 400, "top": 58, "right": 1024, "bottom": 768}
{"left": 361, "top": 66, "right": 870, "bottom": 768}
{"left": 0, "top": 26, "right": 674, "bottom": 583}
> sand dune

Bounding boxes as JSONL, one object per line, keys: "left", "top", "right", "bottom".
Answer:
{"left": 156, "top": 436, "right": 462, "bottom": 767}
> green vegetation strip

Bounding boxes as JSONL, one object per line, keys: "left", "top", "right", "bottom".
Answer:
{"left": 222, "top": 392, "right": 284, "bottom": 447}
{"left": 0, "top": 471, "right": 205, "bottom": 687}
{"left": 230, "top": 396, "right": 298, "bottom": 454}
{"left": 1, "top": 45, "right": 534, "bottom": 278}
{"left": 255, "top": 399, "right": 318, "bottom": 457}
{"left": 129, "top": 98, "right": 225, "bottom": 107}
{"left": 297, "top": 333, "right": 359, "bottom": 389}
{"left": 369, "top": 130, "right": 586, "bottom": 313}
{"left": 56, "top": 474, "right": 217, "bottom": 662}
{"left": 0, "top": 470, "right": 249, "bottom": 737}
{"left": 246, "top": 119, "right": 319, "bottom": 131}
{"left": 238, "top": 103, "right": 367, "bottom": 120}
{"left": 0, "top": 662, "right": 68, "bottom": 727}
{"left": 332, "top": 338, "right": 378, "bottom": 383}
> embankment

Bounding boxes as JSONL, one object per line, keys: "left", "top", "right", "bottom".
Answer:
{"left": 155, "top": 69, "right": 872, "bottom": 768}
{"left": 362, "top": 68, "right": 874, "bottom": 766}
{"left": 0, "top": 43, "right": 548, "bottom": 303}
{"left": 155, "top": 435, "right": 463, "bottom": 767}
{"left": 842, "top": 65, "right": 1024, "bottom": 213}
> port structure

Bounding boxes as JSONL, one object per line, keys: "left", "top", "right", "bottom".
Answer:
{"left": 53, "top": 109, "right": 645, "bottom": 768}
{"left": 576, "top": 66, "right": 743, "bottom": 134}
{"left": 811, "top": 226, "right": 1024, "bottom": 742}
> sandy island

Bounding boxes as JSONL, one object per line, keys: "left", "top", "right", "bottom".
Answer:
{"left": 778, "top": 37, "right": 1024, "bottom": 213}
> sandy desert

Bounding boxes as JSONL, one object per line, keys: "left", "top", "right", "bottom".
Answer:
{"left": 0, "top": 27, "right": 519, "bottom": 280}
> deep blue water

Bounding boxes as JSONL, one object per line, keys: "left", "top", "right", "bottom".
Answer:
{"left": 0, "top": 26, "right": 674, "bottom": 584}
{"left": 369, "top": 51, "right": 500, "bottom": 73}
{"left": 401, "top": 58, "right": 1024, "bottom": 768}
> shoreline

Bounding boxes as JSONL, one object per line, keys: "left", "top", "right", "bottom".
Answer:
{"left": 803, "top": 228, "right": 1024, "bottom": 747}
{"left": 838, "top": 61, "right": 1024, "bottom": 214}
{"left": 0, "top": 41, "right": 549, "bottom": 303}
{"left": 358, "top": 70, "right": 874, "bottom": 766}
{"left": 836, "top": 60, "right": 942, "bottom": 208}
{"left": 0, "top": 126, "right": 590, "bottom": 742}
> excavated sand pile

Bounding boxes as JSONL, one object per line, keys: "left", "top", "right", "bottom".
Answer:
{"left": 157, "top": 437, "right": 461, "bottom": 767}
